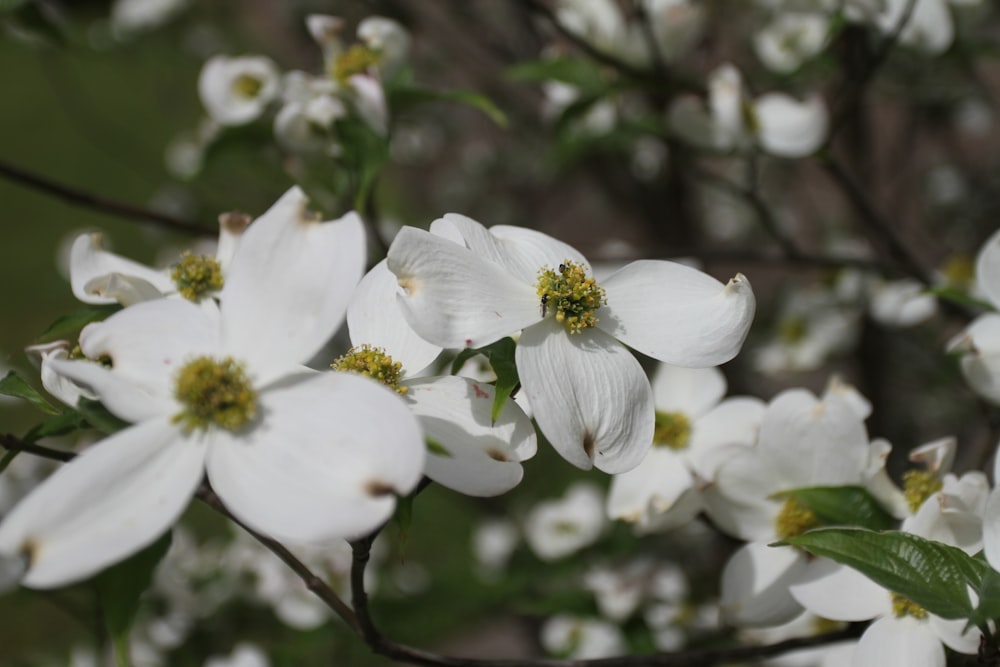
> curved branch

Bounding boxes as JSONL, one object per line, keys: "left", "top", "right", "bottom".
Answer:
{"left": 0, "top": 158, "right": 212, "bottom": 236}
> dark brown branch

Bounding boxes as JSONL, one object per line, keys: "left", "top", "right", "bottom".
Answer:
{"left": 0, "top": 433, "right": 75, "bottom": 463}
{"left": 0, "top": 432, "right": 361, "bottom": 635}
{"left": 820, "top": 155, "right": 934, "bottom": 285}
{"left": 0, "top": 158, "right": 212, "bottom": 236}
{"left": 827, "top": 0, "right": 918, "bottom": 145}
{"left": 4, "top": 435, "right": 863, "bottom": 666}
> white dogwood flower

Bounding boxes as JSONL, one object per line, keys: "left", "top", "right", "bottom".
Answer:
{"left": 0, "top": 189, "right": 424, "bottom": 589}
{"left": 387, "top": 215, "right": 754, "bottom": 473}
{"left": 198, "top": 55, "right": 281, "bottom": 126}
{"left": 607, "top": 364, "right": 764, "bottom": 532}
{"left": 340, "top": 259, "right": 537, "bottom": 497}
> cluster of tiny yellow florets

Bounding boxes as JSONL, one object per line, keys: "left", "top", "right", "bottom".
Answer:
{"left": 653, "top": 411, "right": 692, "bottom": 450}
{"left": 331, "top": 44, "right": 381, "bottom": 84}
{"left": 332, "top": 344, "right": 408, "bottom": 395}
{"left": 173, "top": 356, "right": 257, "bottom": 432}
{"left": 535, "top": 260, "right": 606, "bottom": 334}
{"left": 902, "top": 469, "right": 943, "bottom": 513}
{"left": 232, "top": 73, "right": 264, "bottom": 98}
{"left": 171, "top": 252, "right": 224, "bottom": 301}
{"left": 774, "top": 497, "right": 819, "bottom": 540}
{"left": 891, "top": 592, "right": 928, "bottom": 619}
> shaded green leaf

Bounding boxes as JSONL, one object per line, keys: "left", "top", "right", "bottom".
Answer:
{"left": 389, "top": 85, "right": 508, "bottom": 127}
{"left": 76, "top": 398, "right": 129, "bottom": 435}
{"left": 485, "top": 338, "right": 519, "bottom": 424}
{"left": 776, "top": 485, "right": 896, "bottom": 531}
{"left": 506, "top": 57, "right": 606, "bottom": 93}
{"left": 925, "top": 286, "right": 994, "bottom": 312}
{"left": 95, "top": 531, "right": 172, "bottom": 667}
{"left": 785, "top": 528, "right": 989, "bottom": 620}
{"left": 972, "top": 566, "right": 1000, "bottom": 627}
{"left": 37, "top": 305, "right": 119, "bottom": 343}
{"left": 0, "top": 0, "right": 30, "bottom": 14}
{"left": 22, "top": 410, "right": 87, "bottom": 443}
{"left": 0, "top": 371, "right": 59, "bottom": 415}
{"left": 426, "top": 437, "right": 452, "bottom": 457}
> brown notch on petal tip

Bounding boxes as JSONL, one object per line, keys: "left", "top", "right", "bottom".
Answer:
{"left": 485, "top": 448, "right": 509, "bottom": 462}
{"left": 583, "top": 430, "right": 596, "bottom": 460}
{"left": 365, "top": 480, "right": 395, "bottom": 497}
{"left": 22, "top": 539, "right": 38, "bottom": 566}
{"left": 218, "top": 211, "right": 252, "bottom": 234}
{"left": 295, "top": 200, "right": 323, "bottom": 225}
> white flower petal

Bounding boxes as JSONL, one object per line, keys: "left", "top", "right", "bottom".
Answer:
{"left": 599, "top": 261, "right": 755, "bottom": 366}
{"left": 754, "top": 93, "right": 829, "bottom": 157}
{"left": 198, "top": 55, "right": 280, "bottom": 126}
{"left": 347, "top": 259, "right": 441, "bottom": 375}
{"left": 433, "top": 214, "right": 588, "bottom": 286}
{"left": 649, "top": 363, "right": 726, "bottom": 417}
{"left": 720, "top": 541, "right": 807, "bottom": 627}
{"left": 702, "top": 446, "right": 783, "bottom": 541}
{"left": 789, "top": 558, "right": 889, "bottom": 621}
{"left": 0, "top": 418, "right": 204, "bottom": 588}
{"left": 221, "top": 188, "right": 365, "bottom": 379}
{"left": 756, "top": 388, "right": 870, "bottom": 487}
{"left": 975, "top": 227, "right": 1000, "bottom": 309}
{"left": 70, "top": 232, "right": 173, "bottom": 304}
{"left": 387, "top": 226, "right": 540, "bottom": 349}
{"left": 982, "top": 487, "right": 1000, "bottom": 571}
{"left": 46, "top": 357, "right": 175, "bottom": 422}
{"left": 206, "top": 372, "right": 424, "bottom": 543}
{"left": 686, "top": 397, "right": 765, "bottom": 479}
{"left": 407, "top": 376, "right": 535, "bottom": 497}
{"left": 27, "top": 343, "right": 97, "bottom": 408}
{"left": 951, "top": 313, "right": 1000, "bottom": 403}
{"left": 927, "top": 613, "right": 980, "bottom": 654}
{"left": 77, "top": 298, "right": 221, "bottom": 402}
{"left": 854, "top": 616, "right": 945, "bottom": 667}
{"left": 606, "top": 447, "right": 693, "bottom": 525}
{"left": 517, "top": 320, "right": 653, "bottom": 473}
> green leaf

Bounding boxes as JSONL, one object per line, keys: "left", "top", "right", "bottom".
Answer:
{"left": 335, "top": 117, "right": 390, "bottom": 210}
{"left": 0, "top": 371, "right": 60, "bottom": 415}
{"left": 506, "top": 57, "right": 607, "bottom": 93}
{"left": 971, "top": 566, "right": 1000, "bottom": 627}
{"left": 76, "top": 398, "right": 129, "bottom": 435}
{"left": 426, "top": 437, "right": 452, "bottom": 457}
{"left": 924, "top": 286, "right": 994, "bottom": 312}
{"left": 37, "top": 305, "right": 120, "bottom": 343}
{"left": 94, "top": 531, "right": 172, "bottom": 667}
{"left": 485, "top": 338, "right": 519, "bottom": 424}
{"left": 449, "top": 338, "right": 521, "bottom": 423}
{"left": 776, "top": 485, "right": 897, "bottom": 531}
{"left": 785, "top": 528, "right": 990, "bottom": 619}
{"left": 388, "top": 85, "right": 508, "bottom": 128}
{"left": 22, "top": 410, "right": 87, "bottom": 444}
{"left": 0, "top": 0, "right": 30, "bottom": 14}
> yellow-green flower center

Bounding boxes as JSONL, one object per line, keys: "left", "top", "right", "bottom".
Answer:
{"left": 173, "top": 356, "right": 257, "bottom": 432}
{"left": 891, "top": 592, "right": 928, "bottom": 619}
{"left": 535, "top": 261, "right": 606, "bottom": 334}
{"left": 779, "top": 316, "right": 808, "bottom": 344}
{"left": 775, "top": 496, "right": 819, "bottom": 540}
{"left": 902, "top": 469, "right": 943, "bottom": 513}
{"left": 232, "top": 73, "right": 264, "bottom": 98}
{"left": 653, "top": 411, "right": 691, "bottom": 450}
{"left": 331, "top": 44, "right": 381, "bottom": 84}
{"left": 942, "top": 255, "right": 974, "bottom": 289}
{"left": 171, "top": 252, "right": 224, "bottom": 301}
{"left": 332, "top": 344, "right": 408, "bottom": 395}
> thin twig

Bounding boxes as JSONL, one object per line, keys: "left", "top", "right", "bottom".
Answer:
{"left": 827, "top": 0, "right": 918, "bottom": 144}
{"left": 820, "top": 154, "right": 934, "bottom": 285}
{"left": 0, "top": 433, "right": 75, "bottom": 463}
{"left": 0, "top": 158, "right": 212, "bottom": 236}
